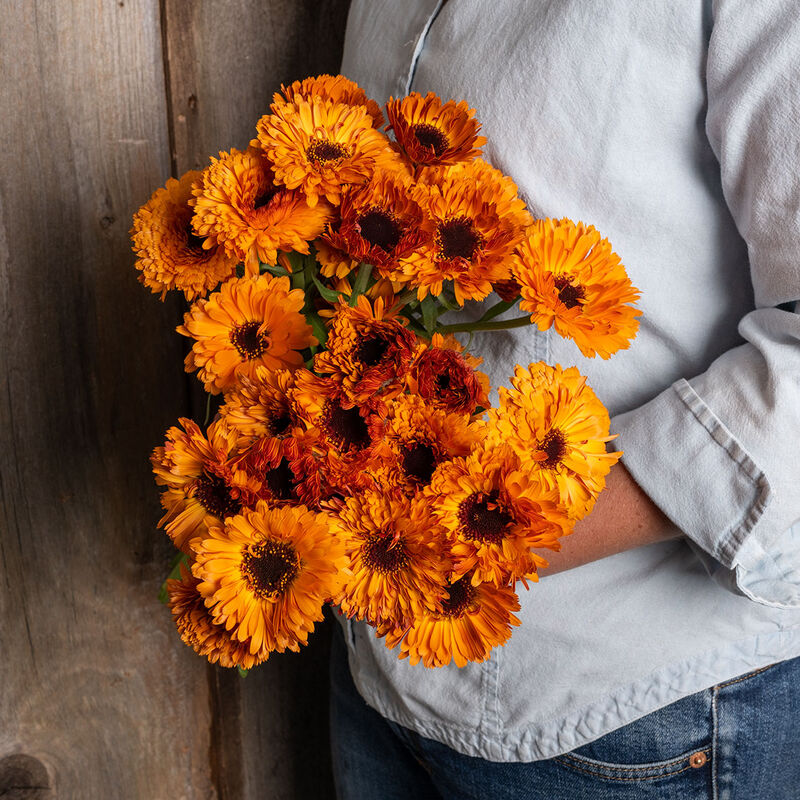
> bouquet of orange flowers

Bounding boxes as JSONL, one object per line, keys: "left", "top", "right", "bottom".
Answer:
{"left": 133, "top": 74, "right": 640, "bottom": 672}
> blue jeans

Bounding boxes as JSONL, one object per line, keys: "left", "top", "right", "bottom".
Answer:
{"left": 329, "top": 624, "right": 800, "bottom": 799}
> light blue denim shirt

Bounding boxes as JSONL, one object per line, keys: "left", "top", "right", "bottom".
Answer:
{"left": 338, "top": 0, "right": 800, "bottom": 761}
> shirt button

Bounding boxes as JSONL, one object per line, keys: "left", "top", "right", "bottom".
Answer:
{"left": 689, "top": 751, "right": 708, "bottom": 768}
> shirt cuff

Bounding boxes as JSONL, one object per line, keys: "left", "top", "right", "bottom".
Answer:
{"left": 610, "top": 378, "right": 773, "bottom": 573}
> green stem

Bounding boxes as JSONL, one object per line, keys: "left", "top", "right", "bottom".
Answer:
{"left": 387, "top": 288, "right": 419, "bottom": 314}
{"left": 436, "top": 315, "right": 533, "bottom": 334}
{"left": 349, "top": 262, "right": 373, "bottom": 306}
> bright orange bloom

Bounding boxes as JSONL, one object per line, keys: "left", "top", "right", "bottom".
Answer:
{"left": 167, "top": 564, "right": 268, "bottom": 669}
{"left": 178, "top": 274, "right": 316, "bottom": 394}
{"left": 193, "top": 502, "right": 347, "bottom": 655}
{"left": 273, "top": 74, "right": 384, "bottom": 128}
{"left": 332, "top": 490, "right": 450, "bottom": 628}
{"left": 256, "top": 99, "right": 401, "bottom": 207}
{"left": 382, "top": 576, "right": 521, "bottom": 668}
{"left": 407, "top": 333, "right": 490, "bottom": 414}
{"left": 428, "top": 443, "right": 568, "bottom": 585}
{"left": 314, "top": 238, "right": 358, "bottom": 279}
{"left": 488, "top": 363, "right": 621, "bottom": 519}
{"left": 313, "top": 296, "right": 417, "bottom": 404}
{"left": 514, "top": 218, "right": 641, "bottom": 358}
{"left": 220, "top": 366, "right": 300, "bottom": 439}
{"left": 386, "top": 92, "right": 486, "bottom": 167}
{"left": 131, "top": 171, "right": 237, "bottom": 300}
{"left": 191, "top": 146, "right": 332, "bottom": 275}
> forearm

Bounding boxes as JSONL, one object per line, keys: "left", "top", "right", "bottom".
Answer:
{"left": 539, "top": 462, "right": 680, "bottom": 576}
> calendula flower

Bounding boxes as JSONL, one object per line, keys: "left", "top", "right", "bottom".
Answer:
{"left": 382, "top": 576, "right": 521, "bottom": 668}
{"left": 314, "top": 238, "right": 358, "bottom": 279}
{"left": 191, "top": 146, "right": 332, "bottom": 275}
{"left": 401, "top": 167, "right": 524, "bottom": 303}
{"left": 151, "top": 418, "right": 254, "bottom": 554}
{"left": 514, "top": 218, "right": 641, "bottom": 358}
{"left": 167, "top": 564, "right": 268, "bottom": 669}
{"left": 407, "top": 333, "right": 490, "bottom": 414}
{"left": 193, "top": 502, "right": 347, "bottom": 655}
{"left": 488, "top": 363, "right": 621, "bottom": 519}
{"left": 131, "top": 171, "right": 237, "bottom": 300}
{"left": 386, "top": 91, "right": 486, "bottom": 167}
{"left": 178, "top": 274, "right": 316, "bottom": 394}
{"left": 428, "top": 443, "right": 567, "bottom": 585}
{"left": 333, "top": 490, "right": 450, "bottom": 628}
{"left": 220, "top": 366, "right": 300, "bottom": 439}
{"left": 256, "top": 99, "right": 400, "bottom": 207}
{"left": 378, "top": 394, "right": 484, "bottom": 492}
{"left": 273, "top": 74, "right": 384, "bottom": 128}
{"left": 321, "top": 170, "right": 427, "bottom": 279}
{"left": 314, "top": 296, "right": 417, "bottom": 404}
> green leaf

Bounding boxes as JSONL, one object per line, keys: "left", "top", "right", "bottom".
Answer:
{"left": 421, "top": 294, "right": 438, "bottom": 335}
{"left": 436, "top": 292, "right": 461, "bottom": 312}
{"left": 237, "top": 667, "right": 250, "bottom": 678}
{"left": 306, "top": 311, "right": 329, "bottom": 347}
{"left": 158, "top": 552, "right": 189, "bottom": 604}
{"left": 348, "top": 262, "right": 373, "bottom": 306}
{"left": 476, "top": 298, "right": 516, "bottom": 323}
{"left": 261, "top": 263, "right": 289, "bottom": 277}
{"left": 311, "top": 274, "right": 344, "bottom": 304}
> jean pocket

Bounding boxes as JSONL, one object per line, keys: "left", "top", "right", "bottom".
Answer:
{"left": 555, "top": 688, "right": 713, "bottom": 783}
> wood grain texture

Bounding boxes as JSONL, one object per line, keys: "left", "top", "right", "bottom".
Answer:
{"left": 0, "top": 1, "right": 215, "bottom": 797}
{"left": 160, "top": 2, "right": 351, "bottom": 798}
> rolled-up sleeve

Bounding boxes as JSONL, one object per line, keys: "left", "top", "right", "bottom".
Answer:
{"left": 610, "top": 0, "right": 800, "bottom": 606}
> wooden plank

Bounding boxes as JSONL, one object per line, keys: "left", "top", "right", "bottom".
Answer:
{"left": 0, "top": 1, "right": 215, "bottom": 797}
{"left": 161, "top": 2, "right": 351, "bottom": 797}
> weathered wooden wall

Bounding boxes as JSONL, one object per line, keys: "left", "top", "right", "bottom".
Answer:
{"left": 0, "top": 1, "right": 349, "bottom": 797}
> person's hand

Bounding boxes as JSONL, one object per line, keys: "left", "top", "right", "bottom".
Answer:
{"left": 537, "top": 462, "right": 680, "bottom": 576}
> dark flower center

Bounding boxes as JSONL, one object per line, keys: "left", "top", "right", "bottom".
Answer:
{"left": 323, "top": 401, "right": 370, "bottom": 451}
{"left": 268, "top": 409, "right": 293, "bottom": 436}
{"left": 436, "top": 373, "right": 452, "bottom": 391}
{"left": 241, "top": 540, "right": 299, "bottom": 598}
{"left": 361, "top": 533, "right": 409, "bottom": 574}
{"left": 401, "top": 440, "right": 439, "bottom": 485}
{"left": 194, "top": 473, "right": 241, "bottom": 519}
{"left": 436, "top": 216, "right": 484, "bottom": 261}
{"left": 184, "top": 224, "right": 206, "bottom": 254}
{"left": 412, "top": 123, "right": 449, "bottom": 157}
{"left": 306, "top": 139, "right": 350, "bottom": 167}
{"left": 230, "top": 321, "right": 270, "bottom": 360}
{"left": 439, "top": 580, "right": 477, "bottom": 618}
{"left": 554, "top": 276, "right": 586, "bottom": 309}
{"left": 537, "top": 428, "right": 567, "bottom": 469}
{"left": 457, "top": 491, "right": 512, "bottom": 545}
{"left": 356, "top": 333, "right": 390, "bottom": 367}
{"left": 264, "top": 458, "right": 295, "bottom": 501}
{"left": 253, "top": 187, "right": 278, "bottom": 210}
{"left": 357, "top": 208, "right": 402, "bottom": 253}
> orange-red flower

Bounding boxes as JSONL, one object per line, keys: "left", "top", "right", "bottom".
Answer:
{"left": 273, "top": 74, "right": 384, "bottom": 128}
{"left": 193, "top": 502, "right": 347, "bottom": 655}
{"left": 386, "top": 92, "right": 486, "bottom": 167}
{"left": 131, "top": 171, "right": 237, "bottom": 300}
{"left": 382, "top": 576, "right": 521, "bottom": 668}
{"left": 256, "top": 99, "right": 401, "bottom": 207}
{"left": 178, "top": 274, "right": 316, "bottom": 394}
{"left": 514, "top": 218, "right": 641, "bottom": 358}
{"left": 407, "top": 333, "right": 490, "bottom": 414}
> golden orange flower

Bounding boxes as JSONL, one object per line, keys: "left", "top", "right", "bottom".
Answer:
{"left": 514, "top": 218, "right": 641, "bottom": 358}
{"left": 256, "top": 99, "right": 401, "bottom": 207}
{"left": 322, "top": 170, "right": 428, "bottom": 279}
{"left": 313, "top": 296, "right": 417, "bottom": 404}
{"left": 151, "top": 418, "right": 254, "bottom": 554}
{"left": 167, "top": 564, "right": 268, "bottom": 669}
{"left": 428, "top": 443, "right": 568, "bottom": 585}
{"left": 382, "top": 576, "right": 521, "bottom": 668}
{"left": 332, "top": 490, "right": 450, "bottom": 628}
{"left": 220, "top": 366, "right": 300, "bottom": 439}
{"left": 314, "top": 238, "right": 358, "bottom": 279}
{"left": 273, "top": 74, "right": 384, "bottom": 128}
{"left": 191, "top": 146, "right": 332, "bottom": 275}
{"left": 178, "top": 274, "right": 316, "bottom": 394}
{"left": 488, "top": 363, "right": 621, "bottom": 519}
{"left": 131, "top": 170, "right": 237, "bottom": 300}
{"left": 386, "top": 91, "right": 486, "bottom": 167}
{"left": 193, "top": 502, "right": 347, "bottom": 655}
{"left": 400, "top": 167, "right": 525, "bottom": 303}
{"left": 378, "top": 393, "right": 484, "bottom": 492}
{"left": 407, "top": 333, "right": 490, "bottom": 414}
